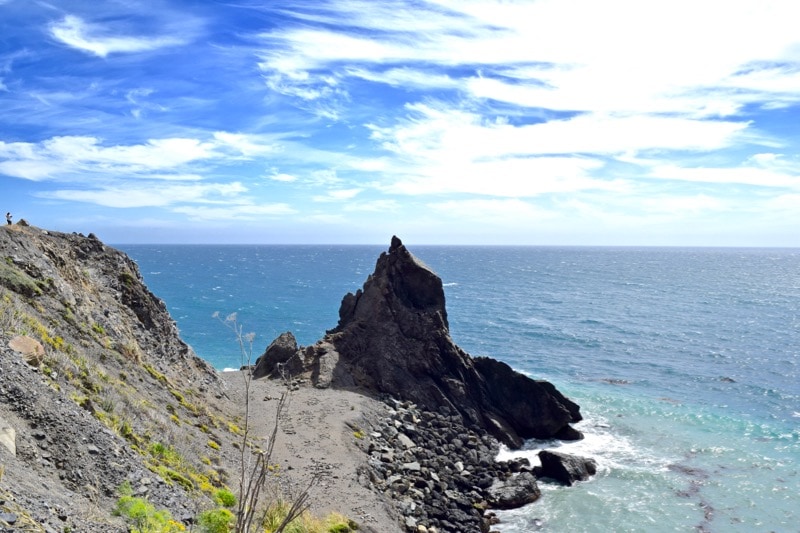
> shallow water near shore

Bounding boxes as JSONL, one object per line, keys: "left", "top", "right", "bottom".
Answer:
{"left": 120, "top": 244, "right": 800, "bottom": 532}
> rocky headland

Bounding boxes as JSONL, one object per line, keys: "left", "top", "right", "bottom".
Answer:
{"left": 253, "top": 236, "right": 594, "bottom": 532}
{"left": 0, "top": 223, "right": 595, "bottom": 533}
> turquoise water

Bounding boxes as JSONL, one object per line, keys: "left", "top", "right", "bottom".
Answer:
{"left": 119, "top": 245, "right": 800, "bottom": 532}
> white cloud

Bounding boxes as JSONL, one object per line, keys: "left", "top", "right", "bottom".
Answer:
{"left": 0, "top": 134, "right": 278, "bottom": 181}
{"left": 746, "top": 153, "right": 800, "bottom": 173}
{"left": 646, "top": 164, "right": 800, "bottom": 189}
{"left": 639, "top": 194, "right": 727, "bottom": 215}
{"left": 306, "top": 169, "right": 343, "bottom": 187}
{"left": 346, "top": 67, "right": 459, "bottom": 90}
{"left": 268, "top": 172, "right": 298, "bottom": 182}
{"left": 39, "top": 182, "right": 247, "bottom": 208}
{"left": 362, "top": 102, "right": 753, "bottom": 198}
{"left": 348, "top": 157, "right": 391, "bottom": 173}
{"left": 213, "top": 132, "right": 278, "bottom": 157}
{"left": 49, "top": 15, "right": 188, "bottom": 57}
{"left": 171, "top": 203, "right": 297, "bottom": 221}
{"left": 312, "top": 188, "right": 362, "bottom": 202}
{"left": 255, "top": 0, "right": 800, "bottom": 125}
{"left": 0, "top": 159, "right": 59, "bottom": 181}
{"left": 767, "top": 193, "right": 800, "bottom": 211}
{"left": 428, "top": 198, "right": 553, "bottom": 222}
{"left": 381, "top": 155, "right": 618, "bottom": 197}
{"left": 342, "top": 199, "right": 400, "bottom": 213}
{"left": 376, "top": 103, "right": 750, "bottom": 158}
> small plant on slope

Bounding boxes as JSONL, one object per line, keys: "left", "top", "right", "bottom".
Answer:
{"left": 214, "top": 312, "right": 318, "bottom": 533}
{"left": 113, "top": 482, "right": 185, "bottom": 532}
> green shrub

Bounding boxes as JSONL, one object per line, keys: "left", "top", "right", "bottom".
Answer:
{"left": 149, "top": 442, "right": 182, "bottom": 466}
{"left": 120, "top": 271, "right": 136, "bottom": 287}
{"left": 157, "top": 466, "right": 195, "bottom": 492}
{"left": 213, "top": 488, "right": 236, "bottom": 508}
{"left": 114, "top": 482, "right": 185, "bottom": 532}
{"left": 261, "top": 503, "right": 358, "bottom": 533}
{"left": 0, "top": 261, "right": 42, "bottom": 297}
{"left": 197, "top": 508, "right": 233, "bottom": 533}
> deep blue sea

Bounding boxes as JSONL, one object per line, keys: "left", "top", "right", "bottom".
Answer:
{"left": 118, "top": 244, "right": 800, "bottom": 533}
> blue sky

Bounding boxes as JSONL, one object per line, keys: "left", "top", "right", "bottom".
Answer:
{"left": 1, "top": 0, "right": 799, "bottom": 245}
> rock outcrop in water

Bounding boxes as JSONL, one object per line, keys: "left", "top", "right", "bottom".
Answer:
{"left": 256, "top": 236, "right": 583, "bottom": 448}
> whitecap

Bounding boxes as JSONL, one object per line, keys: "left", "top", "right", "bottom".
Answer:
{"left": 497, "top": 414, "right": 670, "bottom": 477}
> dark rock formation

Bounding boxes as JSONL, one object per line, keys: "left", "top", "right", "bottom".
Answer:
{"left": 265, "top": 236, "right": 582, "bottom": 448}
{"left": 253, "top": 331, "right": 300, "bottom": 379}
{"left": 537, "top": 450, "right": 598, "bottom": 486}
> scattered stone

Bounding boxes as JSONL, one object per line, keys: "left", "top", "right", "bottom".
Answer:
{"left": 397, "top": 433, "right": 416, "bottom": 450}
{"left": 486, "top": 472, "right": 541, "bottom": 509}
{"left": 537, "top": 450, "right": 597, "bottom": 486}
{"left": 0, "top": 416, "right": 15, "bottom": 456}
{"left": 0, "top": 512, "right": 18, "bottom": 525}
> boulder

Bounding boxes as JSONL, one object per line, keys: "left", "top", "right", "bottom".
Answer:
{"left": 252, "top": 331, "right": 300, "bottom": 379}
{"left": 486, "top": 471, "right": 541, "bottom": 509}
{"left": 8, "top": 335, "right": 45, "bottom": 366}
{"left": 537, "top": 450, "right": 597, "bottom": 486}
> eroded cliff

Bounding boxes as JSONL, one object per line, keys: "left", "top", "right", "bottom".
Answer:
{"left": 0, "top": 224, "right": 241, "bottom": 531}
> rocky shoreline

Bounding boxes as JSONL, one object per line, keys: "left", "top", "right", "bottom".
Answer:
{"left": 356, "top": 397, "right": 597, "bottom": 533}
{"left": 360, "top": 397, "right": 523, "bottom": 532}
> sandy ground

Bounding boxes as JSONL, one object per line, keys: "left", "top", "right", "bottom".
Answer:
{"left": 219, "top": 371, "right": 402, "bottom": 533}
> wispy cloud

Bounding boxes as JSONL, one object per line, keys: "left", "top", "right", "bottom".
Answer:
{"left": 0, "top": 133, "right": 279, "bottom": 181}
{"left": 249, "top": 0, "right": 800, "bottom": 223}
{"left": 171, "top": 203, "right": 297, "bottom": 220}
{"left": 3, "top": 0, "right": 800, "bottom": 244}
{"left": 39, "top": 182, "right": 247, "bottom": 208}
{"left": 49, "top": 15, "right": 191, "bottom": 57}
{"left": 255, "top": 0, "right": 800, "bottom": 119}
{"left": 312, "top": 188, "right": 362, "bottom": 202}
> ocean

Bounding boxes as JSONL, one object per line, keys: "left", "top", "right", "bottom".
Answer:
{"left": 118, "top": 244, "right": 799, "bottom": 533}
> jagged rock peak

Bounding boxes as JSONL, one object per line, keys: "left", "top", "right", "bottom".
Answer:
{"left": 389, "top": 234, "right": 402, "bottom": 252}
{"left": 259, "top": 236, "right": 583, "bottom": 448}
{"left": 335, "top": 235, "right": 448, "bottom": 333}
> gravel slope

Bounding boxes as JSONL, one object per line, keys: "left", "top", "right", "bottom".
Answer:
{"left": 218, "top": 371, "right": 402, "bottom": 533}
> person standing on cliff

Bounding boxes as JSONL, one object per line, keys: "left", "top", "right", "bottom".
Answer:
{"left": 5, "top": 212, "right": 11, "bottom": 225}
